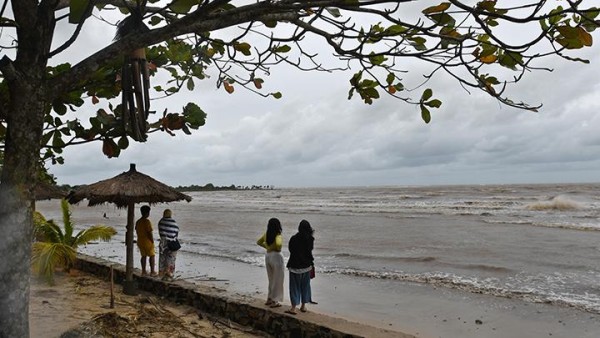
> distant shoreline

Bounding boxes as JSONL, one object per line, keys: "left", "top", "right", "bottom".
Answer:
{"left": 175, "top": 183, "right": 275, "bottom": 192}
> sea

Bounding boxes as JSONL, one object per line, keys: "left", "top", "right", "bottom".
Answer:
{"left": 36, "top": 183, "right": 600, "bottom": 337}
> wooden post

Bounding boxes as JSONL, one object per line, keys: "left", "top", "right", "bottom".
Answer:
{"left": 110, "top": 265, "right": 114, "bottom": 309}
{"left": 123, "top": 201, "right": 137, "bottom": 295}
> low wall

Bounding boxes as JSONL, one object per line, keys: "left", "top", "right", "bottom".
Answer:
{"left": 74, "top": 254, "right": 361, "bottom": 338}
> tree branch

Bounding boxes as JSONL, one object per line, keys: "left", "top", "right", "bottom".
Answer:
{"left": 48, "top": 2, "right": 300, "bottom": 96}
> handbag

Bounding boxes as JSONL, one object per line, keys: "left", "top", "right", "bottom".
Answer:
{"left": 167, "top": 239, "right": 181, "bottom": 251}
{"left": 310, "top": 265, "right": 315, "bottom": 279}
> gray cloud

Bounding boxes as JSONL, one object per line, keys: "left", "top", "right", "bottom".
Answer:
{"left": 46, "top": 8, "right": 600, "bottom": 188}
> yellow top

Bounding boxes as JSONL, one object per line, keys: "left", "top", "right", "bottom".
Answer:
{"left": 256, "top": 233, "right": 282, "bottom": 252}
{"left": 135, "top": 217, "right": 155, "bottom": 256}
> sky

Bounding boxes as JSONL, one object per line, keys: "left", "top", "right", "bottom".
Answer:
{"left": 41, "top": 3, "right": 600, "bottom": 188}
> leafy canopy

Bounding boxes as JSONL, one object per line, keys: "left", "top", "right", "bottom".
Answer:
{"left": 0, "top": 0, "right": 598, "bottom": 168}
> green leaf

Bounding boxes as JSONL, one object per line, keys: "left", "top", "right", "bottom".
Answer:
{"left": 410, "top": 37, "right": 428, "bottom": 51}
{"left": 117, "top": 136, "right": 129, "bottom": 149}
{"left": 549, "top": 6, "right": 565, "bottom": 25}
{"left": 169, "top": 0, "right": 198, "bottom": 14}
{"left": 182, "top": 102, "right": 206, "bottom": 128}
{"left": 369, "top": 54, "right": 387, "bottom": 65}
{"left": 498, "top": 51, "right": 523, "bottom": 70}
{"left": 421, "top": 88, "right": 433, "bottom": 101}
{"left": 69, "top": 0, "right": 91, "bottom": 24}
{"left": 360, "top": 79, "right": 377, "bottom": 88}
{"left": 386, "top": 73, "right": 395, "bottom": 85}
{"left": 234, "top": 42, "right": 252, "bottom": 56}
{"left": 420, "top": 105, "right": 431, "bottom": 124}
{"left": 427, "top": 13, "right": 456, "bottom": 27}
{"left": 149, "top": 16, "right": 163, "bottom": 26}
{"left": 96, "top": 108, "right": 114, "bottom": 125}
{"left": 273, "top": 45, "right": 292, "bottom": 53}
{"left": 384, "top": 25, "right": 407, "bottom": 35}
{"left": 272, "top": 92, "right": 283, "bottom": 99}
{"left": 187, "top": 78, "right": 195, "bottom": 91}
{"left": 424, "top": 99, "right": 442, "bottom": 108}
{"left": 52, "top": 132, "right": 66, "bottom": 148}
{"left": 487, "top": 19, "right": 499, "bottom": 27}
{"left": 53, "top": 102, "right": 67, "bottom": 115}
{"left": 423, "top": 2, "right": 451, "bottom": 14}
{"left": 477, "top": 1, "right": 496, "bottom": 12}
{"left": 41, "top": 132, "right": 53, "bottom": 147}
{"left": 326, "top": 8, "right": 342, "bottom": 18}
{"left": 262, "top": 20, "right": 277, "bottom": 28}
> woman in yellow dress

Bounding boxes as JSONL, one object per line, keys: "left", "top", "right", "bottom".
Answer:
{"left": 135, "top": 205, "right": 156, "bottom": 275}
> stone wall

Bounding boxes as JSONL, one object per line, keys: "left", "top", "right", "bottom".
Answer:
{"left": 74, "top": 254, "right": 361, "bottom": 338}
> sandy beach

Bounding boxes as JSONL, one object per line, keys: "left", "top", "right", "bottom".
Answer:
{"left": 29, "top": 263, "right": 407, "bottom": 338}
{"left": 34, "top": 254, "right": 599, "bottom": 338}
{"left": 34, "top": 184, "right": 600, "bottom": 338}
{"left": 29, "top": 269, "right": 267, "bottom": 338}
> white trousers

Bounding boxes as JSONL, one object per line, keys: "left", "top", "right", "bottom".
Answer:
{"left": 265, "top": 251, "right": 284, "bottom": 302}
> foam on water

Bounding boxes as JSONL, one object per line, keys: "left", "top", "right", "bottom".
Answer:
{"left": 327, "top": 267, "right": 600, "bottom": 315}
{"left": 526, "top": 196, "right": 584, "bottom": 211}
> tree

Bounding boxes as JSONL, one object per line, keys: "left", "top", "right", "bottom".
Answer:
{"left": 31, "top": 199, "right": 117, "bottom": 284}
{"left": 0, "top": 0, "right": 598, "bottom": 336}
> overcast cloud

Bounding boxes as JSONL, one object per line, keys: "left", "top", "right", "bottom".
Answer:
{"left": 45, "top": 6, "right": 600, "bottom": 188}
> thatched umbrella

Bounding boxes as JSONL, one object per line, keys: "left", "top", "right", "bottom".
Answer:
{"left": 34, "top": 181, "right": 68, "bottom": 201}
{"left": 68, "top": 163, "right": 191, "bottom": 294}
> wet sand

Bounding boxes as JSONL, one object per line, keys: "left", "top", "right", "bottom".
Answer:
{"left": 174, "top": 253, "right": 600, "bottom": 338}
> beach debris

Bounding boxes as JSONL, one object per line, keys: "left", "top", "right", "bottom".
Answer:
{"left": 475, "top": 319, "right": 483, "bottom": 325}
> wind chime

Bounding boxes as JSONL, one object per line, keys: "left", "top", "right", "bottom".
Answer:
{"left": 115, "top": 2, "right": 151, "bottom": 142}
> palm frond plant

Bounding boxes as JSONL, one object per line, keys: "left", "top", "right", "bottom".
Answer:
{"left": 32, "top": 199, "right": 117, "bottom": 284}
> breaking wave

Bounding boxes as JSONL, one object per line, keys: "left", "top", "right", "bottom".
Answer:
{"left": 526, "top": 196, "right": 583, "bottom": 211}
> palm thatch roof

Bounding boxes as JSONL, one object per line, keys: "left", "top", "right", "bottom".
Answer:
{"left": 68, "top": 164, "right": 191, "bottom": 208}
{"left": 34, "top": 181, "right": 68, "bottom": 201}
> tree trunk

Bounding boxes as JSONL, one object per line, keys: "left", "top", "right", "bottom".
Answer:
{"left": 0, "top": 3, "right": 56, "bottom": 335}
{"left": 0, "top": 87, "right": 46, "bottom": 337}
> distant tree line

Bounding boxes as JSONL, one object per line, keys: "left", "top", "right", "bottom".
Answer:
{"left": 52, "top": 183, "right": 274, "bottom": 193}
{"left": 175, "top": 184, "right": 275, "bottom": 192}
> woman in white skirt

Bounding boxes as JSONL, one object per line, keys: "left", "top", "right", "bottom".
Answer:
{"left": 256, "top": 218, "right": 284, "bottom": 307}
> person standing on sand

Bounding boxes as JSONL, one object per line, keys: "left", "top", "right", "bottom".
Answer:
{"left": 135, "top": 205, "right": 156, "bottom": 275}
{"left": 285, "top": 219, "right": 316, "bottom": 315}
{"left": 158, "top": 209, "right": 179, "bottom": 280}
{"left": 256, "top": 218, "right": 284, "bottom": 308}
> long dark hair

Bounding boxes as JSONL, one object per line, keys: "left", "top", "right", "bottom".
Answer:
{"left": 266, "top": 218, "right": 282, "bottom": 245}
{"left": 298, "top": 219, "right": 314, "bottom": 238}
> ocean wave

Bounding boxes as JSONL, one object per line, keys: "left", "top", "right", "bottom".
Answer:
{"left": 525, "top": 196, "right": 583, "bottom": 211}
{"left": 332, "top": 252, "right": 436, "bottom": 262}
{"left": 482, "top": 219, "right": 600, "bottom": 231}
{"left": 328, "top": 268, "right": 600, "bottom": 315}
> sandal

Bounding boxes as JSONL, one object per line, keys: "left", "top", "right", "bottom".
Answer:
{"left": 269, "top": 303, "right": 282, "bottom": 308}
{"left": 284, "top": 310, "right": 297, "bottom": 315}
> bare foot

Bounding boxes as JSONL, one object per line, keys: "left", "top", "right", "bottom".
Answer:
{"left": 300, "top": 308, "right": 307, "bottom": 312}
